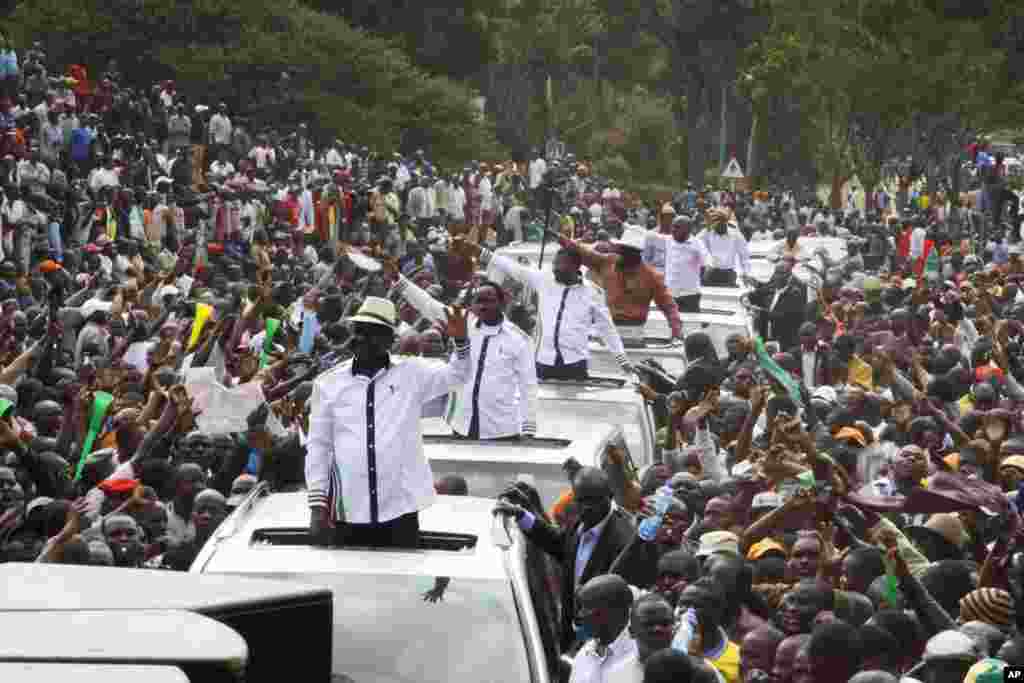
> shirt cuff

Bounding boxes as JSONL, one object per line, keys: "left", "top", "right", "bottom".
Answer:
{"left": 518, "top": 511, "right": 537, "bottom": 532}
{"left": 521, "top": 421, "right": 537, "bottom": 436}
{"left": 308, "top": 490, "right": 328, "bottom": 509}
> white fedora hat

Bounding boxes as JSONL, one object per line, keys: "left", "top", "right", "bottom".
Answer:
{"left": 347, "top": 296, "right": 397, "bottom": 330}
{"left": 612, "top": 224, "right": 648, "bottom": 252}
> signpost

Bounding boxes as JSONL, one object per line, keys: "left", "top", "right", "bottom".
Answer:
{"left": 721, "top": 157, "right": 745, "bottom": 196}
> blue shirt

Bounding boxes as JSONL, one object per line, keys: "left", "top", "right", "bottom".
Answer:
{"left": 70, "top": 127, "right": 93, "bottom": 161}
{"left": 519, "top": 506, "right": 615, "bottom": 586}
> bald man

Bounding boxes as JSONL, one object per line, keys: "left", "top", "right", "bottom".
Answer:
{"left": 570, "top": 574, "right": 635, "bottom": 683}
{"left": 495, "top": 467, "right": 634, "bottom": 650}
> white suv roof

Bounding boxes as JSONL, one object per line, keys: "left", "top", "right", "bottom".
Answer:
{"left": 193, "top": 491, "right": 509, "bottom": 581}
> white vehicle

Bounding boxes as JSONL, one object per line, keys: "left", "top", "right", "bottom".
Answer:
{"left": 193, "top": 486, "right": 572, "bottom": 683}
{"left": 422, "top": 375, "right": 658, "bottom": 503}
{"left": 424, "top": 422, "right": 638, "bottom": 510}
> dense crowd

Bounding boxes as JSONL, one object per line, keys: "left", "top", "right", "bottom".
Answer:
{"left": 4, "top": 35, "right": 1024, "bottom": 683}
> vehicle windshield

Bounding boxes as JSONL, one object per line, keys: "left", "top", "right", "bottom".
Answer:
{"left": 310, "top": 573, "right": 531, "bottom": 683}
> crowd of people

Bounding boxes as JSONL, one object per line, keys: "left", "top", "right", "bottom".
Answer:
{"left": 3, "top": 36, "right": 1024, "bottom": 683}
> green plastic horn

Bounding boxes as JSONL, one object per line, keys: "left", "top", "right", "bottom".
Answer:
{"left": 73, "top": 391, "right": 115, "bottom": 482}
{"left": 260, "top": 318, "right": 282, "bottom": 369}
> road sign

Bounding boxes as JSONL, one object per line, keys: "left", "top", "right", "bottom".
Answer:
{"left": 722, "top": 157, "right": 745, "bottom": 179}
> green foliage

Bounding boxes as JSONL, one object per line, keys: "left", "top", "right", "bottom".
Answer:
{"left": 9, "top": 0, "right": 502, "bottom": 169}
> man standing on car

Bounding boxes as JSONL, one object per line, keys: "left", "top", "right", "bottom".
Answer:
{"left": 644, "top": 214, "right": 709, "bottom": 313}
{"left": 560, "top": 225, "right": 683, "bottom": 346}
{"left": 455, "top": 235, "right": 631, "bottom": 381}
{"left": 306, "top": 296, "right": 470, "bottom": 548}
{"left": 388, "top": 261, "right": 539, "bottom": 440}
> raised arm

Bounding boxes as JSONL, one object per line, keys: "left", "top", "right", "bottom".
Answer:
{"left": 651, "top": 270, "right": 682, "bottom": 339}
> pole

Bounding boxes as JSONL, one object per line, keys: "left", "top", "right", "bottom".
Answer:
{"left": 538, "top": 177, "right": 554, "bottom": 270}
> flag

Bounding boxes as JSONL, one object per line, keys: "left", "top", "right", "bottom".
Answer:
{"left": 752, "top": 336, "right": 803, "bottom": 406}
{"left": 260, "top": 318, "right": 281, "bottom": 368}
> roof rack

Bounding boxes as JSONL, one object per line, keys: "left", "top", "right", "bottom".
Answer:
{"left": 539, "top": 375, "right": 627, "bottom": 388}
{"left": 250, "top": 527, "right": 478, "bottom": 552}
{"left": 423, "top": 435, "right": 571, "bottom": 448}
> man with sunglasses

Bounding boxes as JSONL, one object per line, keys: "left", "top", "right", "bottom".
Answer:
{"left": 306, "top": 295, "right": 469, "bottom": 548}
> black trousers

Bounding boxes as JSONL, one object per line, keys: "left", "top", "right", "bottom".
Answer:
{"left": 675, "top": 293, "right": 701, "bottom": 313}
{"left": 331, "top": 511, "right": 420, "bottom": 549}
{"left": 537, "top": 359, "right": 588, "bottom": 380}
{"left": 703, "top": 268, "right": 738, "bottom": 287}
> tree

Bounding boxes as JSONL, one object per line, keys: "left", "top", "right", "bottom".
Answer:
{"left": 9, "top": 0, "right": 502, "bottom": 169}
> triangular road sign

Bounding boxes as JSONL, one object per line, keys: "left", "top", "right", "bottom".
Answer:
{"left": 722, "top": 158, "right": 745, "bottom": 179}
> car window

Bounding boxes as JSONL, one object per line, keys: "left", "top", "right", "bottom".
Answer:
{"left": 285, "top": 572, "right": 531, "bottom": 683}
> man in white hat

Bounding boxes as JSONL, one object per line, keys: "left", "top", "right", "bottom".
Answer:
{"left": 306, "top": 296, "right": 470, "bottom": 547}
{"left": 559, "top": 226, "right": 682, "bottom": 345}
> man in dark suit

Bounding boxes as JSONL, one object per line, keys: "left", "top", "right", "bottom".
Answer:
{"left": 749, "top": 260, "right": 807, "bottom": 351}
{"left": 494, "top": 467, "right": 635, "bottom": 651}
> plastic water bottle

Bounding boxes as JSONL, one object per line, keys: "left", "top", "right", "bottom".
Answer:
{"left": 637, "top": 484, "right": 674, "bottom": 541}
{"left": 671, "top": 607, "right": 699, "bottom": 653}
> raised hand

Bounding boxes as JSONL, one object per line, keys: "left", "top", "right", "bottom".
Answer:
{"left": 445, "top": 304, "right": 468, "bottom": 340}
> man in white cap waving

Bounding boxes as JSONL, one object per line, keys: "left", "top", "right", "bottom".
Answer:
{"left": 561, "top": 224, "right": 682, "bottom": 345}
{"left": 306, "top": 296, "right": 469, "bottom": 548}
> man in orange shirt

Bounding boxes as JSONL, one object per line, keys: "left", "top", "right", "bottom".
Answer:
{"left": 559, "top": 225, "right": 682, "bottom": 344}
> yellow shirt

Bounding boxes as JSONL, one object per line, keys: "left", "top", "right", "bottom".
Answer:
{"left": 709, "top": 641, "right": 741, "bottom": 683}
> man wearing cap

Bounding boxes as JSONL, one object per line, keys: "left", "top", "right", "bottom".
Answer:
{"left": 457, "top": 232, "right": 630, "bottom": 376}
{"left": 561, "top": 226, "right": 682, "bottom": 345}
{"left": 698, "top": 208, "right": 751, "bottom": 287}
{"left": 307, "top": 296, "right": 470, "bottom": 548}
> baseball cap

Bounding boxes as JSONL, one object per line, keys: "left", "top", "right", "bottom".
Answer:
{"left": 696, "top": 530, "right": 740, "bottom": 558}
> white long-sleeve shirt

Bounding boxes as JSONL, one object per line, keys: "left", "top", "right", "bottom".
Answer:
{"left": 306, "top": 345, "right": 471, "bottom": 524}
{"left": 910, "top": 226, "right": 927, "bottom": 260}
{"left": 406, "top": 186, "right": 429, "bottom": 219}
{"left": 483, "top": 249, "right": 627, "bottom": 368}
{"left": 395, "top": 276, "right": 539, "bottom": 438}
{"left": 698, "top": 228, "right": 751, "bottom": 275}
{"left": 569, "top": 628, "right": 638, "bottom": 683}
{"left": 659, "top": 234, "right": 710, "bottom": 298}
{"left": 529, "top": 158, "right": 547, "bottom": 189}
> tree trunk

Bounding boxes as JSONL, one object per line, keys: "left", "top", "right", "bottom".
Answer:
{"left": 746, "top": 110, "right": 758, "bottom": 181}
{"left": 686, "top": 73, "right": 708, "bottom": 188}
{"left": 830, "top": 171, "right": 843, "bottom": 210}
{"left": 719, "top": 81, "right": 728, "bottom": 173}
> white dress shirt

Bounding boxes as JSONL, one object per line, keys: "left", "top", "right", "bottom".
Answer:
{"left": 569, "top": 627, "right": 638, "bottom": 683}
{"left": 306, "top": 347, "right": 471, "bottom": 524}
{"left": 658, "top": 234, "right": 710, "bottom": 298}
{"left": 483, "top": 249, "right": 627, "bottom": 368}
{"left": 910, "top": 226, "right": 927, "bottom": 260}
{"left": 698, "top": 228, "right": 751, "bottom": 275}
{"left": 529, "top": 157, "right": 547, "bottom": 189}
{"left": 395, "top": 276, "right": 539, "bottom": 438}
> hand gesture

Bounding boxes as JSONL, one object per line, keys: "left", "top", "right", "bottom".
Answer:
{"left": 0, "top": 417, "right": 20, "bottom": 448}
{"left": 444, "top": 304, "right": 468, "bottom": 340}
{"left": 493, "top": 499, "right": 526, "bottom": 521}
{"left": 750, "top": 384, "right": 768, "bottom": 413}
{"left": 636, "top": 383, "right": 658, "bottom": 402}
